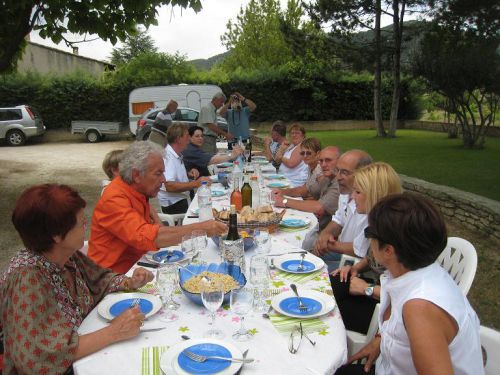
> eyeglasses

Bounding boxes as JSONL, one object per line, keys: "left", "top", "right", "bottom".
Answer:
{"left": 288, "top": 322, "right": 316, "bottom": 354}
{"left": 333, "top": 167, "right": 353, "bottom": 177}
{"left": 300, "top": 151, "right": 313, "bottom": 156}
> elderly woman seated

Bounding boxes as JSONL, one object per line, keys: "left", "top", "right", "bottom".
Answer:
{"left": 335, "top": 193, "right": 483, "bottom": 375}
{"left": 274, "top": 123, "right": 309, "bottom": 187}
{"left": 0, "top": 184, "right": 154, "bottom": 373}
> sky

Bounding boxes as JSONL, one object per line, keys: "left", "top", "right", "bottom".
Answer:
{"left": 30, "top": 0, "right": 290, "bottom": 63}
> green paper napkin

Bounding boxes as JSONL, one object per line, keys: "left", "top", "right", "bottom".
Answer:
{"left": 141, "top": 345, "right": 168, "bottom": 375}
{"left": 269, "top": 314, "right": 328, "bottom": 335}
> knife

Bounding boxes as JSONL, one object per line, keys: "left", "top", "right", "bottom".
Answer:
{"left": 235, "top": 349, "right": 249, "bottom": 375}
{"left": 141, "top": 327, "right": 167, "bottom": 332}
{"left": 267, "top": 251, "right": 307, "bottom": 256}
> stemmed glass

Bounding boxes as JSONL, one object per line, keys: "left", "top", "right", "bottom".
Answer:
{"left": 230, "top": 287, "right": 254, "bottom": 341}
{"left": 156, "top": 264, "right": 180, "bottom": 322}
{"left": 181, "top": 234, "right": 196, "bottom": 260}
{"left": 249, "top": 255, "right": 271, "bottom": 312}
{"left": 254, "top": 229, "right": 271, "bottom": 255}
{"left": 201, "top": 279, "right": 225, "bottom": 338}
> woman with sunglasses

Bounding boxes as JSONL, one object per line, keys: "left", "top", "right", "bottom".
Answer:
{"left": 274, "top": 123, "right": 309, "bottom": 187}
{"left": 330, "top": 162, "right": 402, "bottom": 335}
{"left": 336, "top": 193, "right": 482, "bottom": 375}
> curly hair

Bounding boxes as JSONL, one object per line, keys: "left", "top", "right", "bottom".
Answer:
{"left": 119, "top": 141, "right": 165, "bottom": 184}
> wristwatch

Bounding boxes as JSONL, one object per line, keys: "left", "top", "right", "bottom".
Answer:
{"left": 282, "top": 198, "right": 288, "bottom": 207}
{"left": 364, "top": 284, "right": 375, "bottom": 297}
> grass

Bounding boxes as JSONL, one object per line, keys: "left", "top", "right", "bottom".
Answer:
{"left": 304, "top": 129, "right": 500, "bottom": 201}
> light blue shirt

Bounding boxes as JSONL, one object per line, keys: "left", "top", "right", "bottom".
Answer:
{"left": 224, "top": 106, "right": 251, "bottom": 140}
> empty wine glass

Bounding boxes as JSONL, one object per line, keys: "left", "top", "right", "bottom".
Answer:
{"left": 230, "top": 287, "right": 254, "bottom": 341}
{"left": 201, "top": 279, "right": 225, "bottom": 339}
{"left": 181, "top": 234, "right": 196, "bottom": 259}
{"left": 249, "top": 255, "right": 270, "bottom": 312}
{"left": 156, "top": 264, "right": 180, "bottom": 322}
{"left": 255, "top": 229, "right": 271, "bottom": 255}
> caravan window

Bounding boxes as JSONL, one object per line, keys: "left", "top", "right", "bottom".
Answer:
{"left": 132, "top": 102, "right": 154, "bottom": 115}
{"left": 179, "top": 109, "right": 198, "bottom": 122}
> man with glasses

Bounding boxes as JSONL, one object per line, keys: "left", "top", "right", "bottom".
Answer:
{"left": 273, "top": 146, "right": 341, "bottom": 231}
{"left": 312, "top": 149, "right": 373, "bottom": 268}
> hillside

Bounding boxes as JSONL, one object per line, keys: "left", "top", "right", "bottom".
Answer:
{"left": 189, "top": 51, "right": 231, "bottom": 70}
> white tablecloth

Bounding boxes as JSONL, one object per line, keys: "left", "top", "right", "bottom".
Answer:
{"left": 74, "top": 163, "right": 347, "bottom": 375}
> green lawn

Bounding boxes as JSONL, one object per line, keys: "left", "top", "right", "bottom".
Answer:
{"left": 304, "top": 129, "right": 500, "bottom": 202}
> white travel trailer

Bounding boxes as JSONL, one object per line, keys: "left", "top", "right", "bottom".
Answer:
{"left": 128, "top": 84, "right": 223, "bottom": 135}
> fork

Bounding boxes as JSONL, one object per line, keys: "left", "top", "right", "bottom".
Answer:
{"left": 297, "top": 253, "right": 306, "bottom": 271}
{"left": 130, "top": 298, "right": 141, "bottom": 308}
{"left": 290, "top": 284, "right": 308, "bottom": 312}
{"left": 182, "top": 350, "right": 254, "bottom": 364}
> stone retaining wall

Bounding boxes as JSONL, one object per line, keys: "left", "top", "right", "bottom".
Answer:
{"left": 400, "top": 174, "right": 500, "bottom": 240}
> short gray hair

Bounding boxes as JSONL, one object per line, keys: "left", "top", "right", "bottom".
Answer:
{"left": 212, "top": 92, "right": 226, "bottom": 101}
{"left": 119, "top": 141, "right": 165, "bottom": 184}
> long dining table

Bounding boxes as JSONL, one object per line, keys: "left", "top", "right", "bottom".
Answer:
{"left": 73, "top": 162, "right": 347, "bottom": 375}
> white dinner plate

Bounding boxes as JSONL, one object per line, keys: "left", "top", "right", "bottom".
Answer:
{"left": 271, "top": 290, "right": 335, "bottom": 319}
{"left": 97, "top": 292, "right": 162, "bottom": 321}
{"left": 160, "top": 338, "right": 243, "bottom": 375}
{"left": 274, "top": 252, "right": 325, "bottom": 274}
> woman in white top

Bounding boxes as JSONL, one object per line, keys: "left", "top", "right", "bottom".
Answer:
{"left": 336, "top": 193, "right": 483, "bottom": 375}
{"left": 275, "top": 123, "right": 309, "bottom": 187}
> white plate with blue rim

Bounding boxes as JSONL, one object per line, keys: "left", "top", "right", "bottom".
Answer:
{"left": 97, "top": 292, "right": 162, "bottom": 321}
{"left": 212, "top": 190, "right": 226, "bottom": 197}
{"left": 145, "top": 248, "right": 198, "bottom": 265}
{"left": 160, "top": 338, "right": 243, "bottom": 375}
{"left": 274, "top": 252, "right": 325, "bottom": 274}
{"left": 271, "top": 290, "right": 335, "bottom": 319}
{"left": 190, "top": 207, "right": 200, "bottom": 215}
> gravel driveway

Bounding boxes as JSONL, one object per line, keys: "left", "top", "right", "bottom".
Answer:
{"left": 0, "top": 133, "right": 133, "bottom": 268}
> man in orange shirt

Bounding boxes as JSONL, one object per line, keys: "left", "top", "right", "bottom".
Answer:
{"left": 88, "top": 141, "right": 226, "bottom": 273}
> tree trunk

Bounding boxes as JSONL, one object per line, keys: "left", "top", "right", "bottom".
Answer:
{"left": 388, "top": 0, "right": 405, "bottom": 137}
{"left": 373, "top": 0, "right": 386, "bottom": 137}
{"left": 0, "top": 5, "right": 33, "bottom": 73}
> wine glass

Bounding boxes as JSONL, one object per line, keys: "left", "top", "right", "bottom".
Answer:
{"left": 249, "top": 255, "right": 271, "bottom": 312}
{"left": 181, "top": 234, "right": 196, "bottom": 259}
{"left": 254, "top": 229, "right": 271, "bottom": 255}
{"left": 230, "top": 287, "right": 254, "bottom": 341}
{"left": 201, "top": 279, "right": 225, "bottom": 338}
{"left": 156, "top": 264, "right": 180, "bottom": 322}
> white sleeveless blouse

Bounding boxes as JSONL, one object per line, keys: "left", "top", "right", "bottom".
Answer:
{"left": 376, "top": 263, "right": 484, "bottom": 375}
{"left": 278, "top": 144, "right": 309, "bottom": 187}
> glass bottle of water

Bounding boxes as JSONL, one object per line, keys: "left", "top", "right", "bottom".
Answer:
{"left": 250, "top": 175, "right": 260, "bottom": 209}
{"left": 198, "top": 181, "right": 213, "bottom": 221}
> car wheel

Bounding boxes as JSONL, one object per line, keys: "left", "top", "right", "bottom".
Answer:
{"left": 6, "top": 129, "right": 26, "bottom": 146}
{"left": 86, "top": 130, "right": 101, "bottom": 143}
{"left": 142, "top": 131, "right": 151, "bottom": 141}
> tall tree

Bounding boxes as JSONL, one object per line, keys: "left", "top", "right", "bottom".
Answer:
{"left": 221, "top": 0, "right": 303, "bottom": 70}
{"left": 110, "top": 28, "right": 158, "bottom": 66}
{"left": 0, "top": 0, "right": 202, "bottom": 73}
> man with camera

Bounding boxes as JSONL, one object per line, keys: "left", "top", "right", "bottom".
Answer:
{"left": 219, "top": 92, "right": 256, "bottom": 143}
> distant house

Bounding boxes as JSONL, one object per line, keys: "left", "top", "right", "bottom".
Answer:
{"left": 17, "top": 41, "right": 114, "bottom": 77}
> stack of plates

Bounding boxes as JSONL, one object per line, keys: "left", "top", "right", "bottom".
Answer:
{"left": 279, "top": 218, "right": 311, "bottom": 231}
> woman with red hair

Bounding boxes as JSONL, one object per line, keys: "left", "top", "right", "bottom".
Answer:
{"left": 0, "top": 184, "right": 154, "bottom": 374}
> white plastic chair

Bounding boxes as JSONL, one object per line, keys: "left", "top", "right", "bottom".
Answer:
{"left": 155, "top": 194, "right": 191, "bottom": 226}
{"left": 437, "top": 237, "right": 478, "bottom": 295}
{"left": 481, "top": 325, "right": 500, "bottom": 375}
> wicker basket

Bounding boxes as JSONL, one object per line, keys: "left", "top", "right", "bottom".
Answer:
{"left": 215, "top": 209, "right": 286, "bottom": 234}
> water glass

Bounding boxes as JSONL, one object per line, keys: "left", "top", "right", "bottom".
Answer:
{"left": 156, "top": 264, "right": 179, "bottom": 322}
{"left": 201, "top": 279, "right": 225, "bottom": 339}
{"left": 249, "top": 255, "right": 270, "bottom": 312}
{"left": 192, "top": 230, "right": 208, "bottom": 259}
{"left": 220, "top": 237, "right": 245, "bottom": 273}
{"left": 230, "top": 287, "right": 254, "bottom": 341}
{"left": 255, "top": 229, "right": 271, "bottom": 255}
{"left": 181, "top": 234, "right": 196, "bottom": 259}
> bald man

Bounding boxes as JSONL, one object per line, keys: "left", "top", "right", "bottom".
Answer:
{"left": 274, "top": 146, "right": 342, "bottom": 230}
{"left": 312, "top": 150, "right": 373, "bottom": 264}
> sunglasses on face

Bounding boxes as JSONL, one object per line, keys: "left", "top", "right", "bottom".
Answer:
{"left": 300, "top": 151, "right": 314, "bottom": 156}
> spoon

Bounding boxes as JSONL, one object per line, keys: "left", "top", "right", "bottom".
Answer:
{"left": 269, "top": 258, "right": 276, "bottom": 270}
{"left": 297, "top": 253, "right": 306, "bottom": 271}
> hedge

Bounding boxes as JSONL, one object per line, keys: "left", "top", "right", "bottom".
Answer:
{"left": 0, "top": 71, "right": 420, "bottom": 130}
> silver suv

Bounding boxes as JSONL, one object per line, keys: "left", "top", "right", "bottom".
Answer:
{"left": 0, "top": 105, "right": 45, "bottom": 146}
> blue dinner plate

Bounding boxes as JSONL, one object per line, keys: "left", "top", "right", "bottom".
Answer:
{"left": 178, "top": 343, "right": 232, "bottom": 374}
{"left": 279, "top": 297, "right": 322, "bottom": 316}
{"left": 280, "top": 219, "right": 306, "bottom": 228}
{"left": 109, "top": 298, "right": 153, "bottom": 317}
{"left": 152, "top": 250, "right": 184, "bottom": 263}
{"left": 281, "top": 260, "right": 316, "bottom": 273}
{"left": 212, "top": 190, "right": 225, "bottom": 197}
{"left": 267, "top": 182, "right": 288, "bottom": 188}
